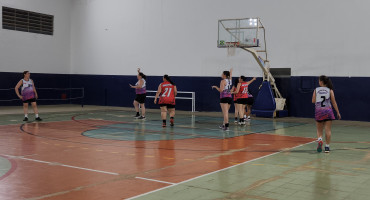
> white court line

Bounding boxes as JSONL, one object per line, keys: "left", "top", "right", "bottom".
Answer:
{"left": 5, "top": 155, "right": 119, "bottom": 176}
{"left": 126, "top": 141, "right": 315, "bottom": 200}
{"left": 135, "top": 177, "right": 175, "bottom": 185}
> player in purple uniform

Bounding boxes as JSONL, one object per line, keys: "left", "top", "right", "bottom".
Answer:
{"left": 14, "top": 71, "right": 42, "bottom": 121}
{"left": 130, "top": 68, "right": 147, "bottom": 120}
{"left": 212, "top": 68, "right": 233, "bottom": 131}
{"left": 312, "top": 75, "right": 341, "bottom": 153}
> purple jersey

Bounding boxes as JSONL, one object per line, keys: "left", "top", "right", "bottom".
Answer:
{"left": 220, "top": 79, "right": 232, "bottom": 98}
{"left": 315, "top": 87, "right": 335, "bottom": 121}
{"left": 135, "top": 79, "right": 146, "bottom": 94}
{"left": 21, "top": 79, "right": 35, "bottom": 101}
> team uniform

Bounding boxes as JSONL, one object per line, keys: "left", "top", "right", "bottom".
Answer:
{"left": 159, "top": 81, "right": 175, "bottom": 108}
{"left": 236, "top": 82, "right": 249, "bottom": 105}
{"left": 134, "top": 79, "right": 146, "bottom": 104}
{"left": 315, "top": 87, "right": 335, "bottom": 122}
{"left": 220, "top": 79, "right": 232, "bottom": 104}
{"left": 21, "top": 79, "right": 36, "bottom": 103}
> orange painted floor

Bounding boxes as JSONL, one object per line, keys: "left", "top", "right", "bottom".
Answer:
{"left": 0, "top": 110, "right": 314, "bottom": 200}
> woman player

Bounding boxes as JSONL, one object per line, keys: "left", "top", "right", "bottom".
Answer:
{"left": 312, "top": 75, "right": 341, "bottom": 153}
{"left": 212, "top": 68, "right": 233, "bottom": 131}
{"left": 233, "top": 76, "right": 256, "bottom": 125}
{"left": 231, "top": 78, "right": 240, "bottom": 124}
{"left": 154, "top": 75, "right": 177, "bottom": 127}
{"left": 14, "top": 71, "right": 42, "bottom": 121}
{"left": 130, "top": 68, "right": 147, "bottom": 120}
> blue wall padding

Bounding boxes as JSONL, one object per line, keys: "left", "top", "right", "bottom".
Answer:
{"left": 252, "top": 81, "right": 276, "bottom": 111}
{"left": 1, "top": 72, "right": 370, "bottom": 121}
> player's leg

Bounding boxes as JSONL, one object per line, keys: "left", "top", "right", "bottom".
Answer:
{"left": 23, "top": 102, "right": 29, "bottom": 121}
{"left": 169, "top": 106, "right": 175, "bottom": 126}
{"left": 160, "top": 105, "right": 167, "bottom": 127}
{"left": 234, "top": 102, "right": 239, "bottom": 123}
{"left": 31, "top": 101, "right": 42, "bottom": 121}
{"left": 133, "top": 100, "right": 140, "bottom": 118}
{"left": 324, "top": 120, "right": 332, "bottom": 153}
{"left": 316, "top": 121, "right": 324, "bottom": 152}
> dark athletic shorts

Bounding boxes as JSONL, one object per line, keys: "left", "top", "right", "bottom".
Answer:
{"left": 246, "top": 97, "right": 254, "bottom": 105}
{"left": 159, "top": 104, "right": 175, "bottom": 109}
{"left": 220, "top": 97, "right": 232, "bottom": 104}
{"left": 237, "top": 98, "right": 248, "bottom": 105}
{"left": 135, "top": 94, "right": 146, "bottom": 104}
{"left": 23, "top": 98, "right": 36, "bottom": 104}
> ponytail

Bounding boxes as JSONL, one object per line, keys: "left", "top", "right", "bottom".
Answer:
{"left": 319, "top": 75, "right": 334, "bottom": 90}
{"left": 138, "top": 72, "right": 146, "bottom": 80}
{"left": 164, "top": 74, "right": 175, "bottom": 85}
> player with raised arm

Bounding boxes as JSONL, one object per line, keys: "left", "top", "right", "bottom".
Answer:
{"left": 212, "top": 68, "right": 233, "bottom": 131}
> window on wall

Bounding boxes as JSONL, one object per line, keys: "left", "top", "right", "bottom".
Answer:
{"left": 2, "top": 6, "right": 54, "bottom": 35}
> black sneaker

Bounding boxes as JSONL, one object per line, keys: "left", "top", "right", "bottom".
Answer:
{"left": 324, "top": 146, "right": 330, "bottom": 153}
{"left": 35, "top": 117, "right": 42, "bottom": 121}
{"left": 23, "top": 117, "right": 28, "bottom": 121}
{"left": 219, "top": 125, "right": 224, "bottom": 129}
{"left": 138, "top": 116, "right": 146, "bottom": 120}
{"left": 134, "top": 114, "right": 140, "bottom": 118}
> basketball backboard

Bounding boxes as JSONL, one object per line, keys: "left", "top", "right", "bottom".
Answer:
{"left": 217, "top": 18, "right": 262, "bottom": 48}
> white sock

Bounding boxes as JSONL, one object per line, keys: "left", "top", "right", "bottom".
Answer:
{"left": 25, "top": 114, "right": 28, "bottom": 118}
{"left": 325, "top": 144, "right": 329, "bottom": 147}
{"left": 318, "top": 137, "right": 322, "bottom": 141}
{"left": 35, "top": 114, "right": 39, "bottom": 118}
{"left": 247, "top": 116, "right": 251, "bottom": 119}
{"left": 244, "top": 115, "right": 247, "bottom": 118}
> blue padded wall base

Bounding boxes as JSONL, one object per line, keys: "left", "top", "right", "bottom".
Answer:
{"left": 252, "top": 81, "right": 277, "bottom": 118}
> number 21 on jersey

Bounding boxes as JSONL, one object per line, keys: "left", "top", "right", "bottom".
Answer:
{"left": 162, "top": 88, "right": 172, "bottom": 97}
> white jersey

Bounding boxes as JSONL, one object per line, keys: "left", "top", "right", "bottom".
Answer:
{"left": 315, "top": 87, "right": 330, "bottom": 103}
{"left": 315, "top": 87, "right": 332, "bottom": 108}
{"left": 136, "top": 79, "right": 146, "bottom": 88}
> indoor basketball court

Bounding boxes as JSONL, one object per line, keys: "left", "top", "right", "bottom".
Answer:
{"left": 1, "top": 1, "right": 370, "bottom": 200}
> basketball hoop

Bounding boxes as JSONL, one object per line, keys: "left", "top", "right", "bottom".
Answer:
{"left": 226, "top": 42, "right": 239, "bottom": 56}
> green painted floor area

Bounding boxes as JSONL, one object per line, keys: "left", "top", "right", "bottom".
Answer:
{"left": 133, "top": 142, "right": 370, "bottom": 200}
{"left": 80, "top": 113, "right": 305, "bottom": 141}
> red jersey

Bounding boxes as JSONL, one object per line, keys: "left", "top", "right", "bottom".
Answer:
{"left": 238, "top": 82, "right": 249, "bottom": 99}
{"left": 159, "top": 81, "right": 176, "bottom": 105}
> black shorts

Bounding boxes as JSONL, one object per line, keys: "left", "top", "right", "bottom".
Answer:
{"left": 159, "top": 104, "right": 175, "bottom": 109}
{"left": 237, "top": 98, "right": 248, "bottom": 105}
{"left": 23, "top": 98, "right": 36, "bottom": 104}
{"left": 220, "top": 97, "right": 232, "bottom": 104}
{"left": 246, "top": 97, "right": 254, "bottom": 105}
{"left": 135, "top": 94, "right": 146, "bottom": 104}
{"left": 233, "top": 100, "right": 239, "bottom": 104}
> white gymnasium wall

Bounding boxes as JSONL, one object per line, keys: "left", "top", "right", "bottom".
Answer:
{"left": 70, "top": 0, "right": 370, "bottom": 77}
{"left": 0, "top": 0, "right": 71, "bottom": 74}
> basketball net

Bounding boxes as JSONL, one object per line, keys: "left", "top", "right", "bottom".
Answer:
{"left": 227, "top": 42, "right": 238, "bottom": 57}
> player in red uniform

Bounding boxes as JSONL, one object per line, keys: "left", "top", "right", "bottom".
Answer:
{"left": 233, "top": 76, "right": 256, "bottom": 124}
{"left": 154, "top": 75, "right": 177, "bottom": 127}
